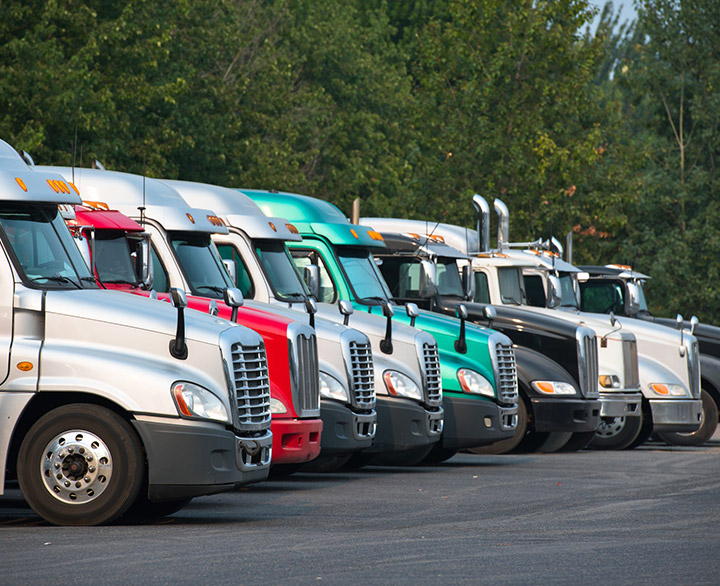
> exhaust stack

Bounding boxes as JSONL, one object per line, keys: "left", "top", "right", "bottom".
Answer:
{"left": 494, "top": 199, "right": 510, "bottom": 250}
{"left": 471, "top": 194, "right": 490, "bottom": 253}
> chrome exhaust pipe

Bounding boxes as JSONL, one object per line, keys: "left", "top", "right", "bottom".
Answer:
{"left": 472, "top": 194, "right": 490, "bottom": 253}
{"left": 494, "top": 199, "right": 510, "bottom": 250}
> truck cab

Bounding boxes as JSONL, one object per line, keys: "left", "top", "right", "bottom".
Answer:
{"left": 0, "top": 141, "right": 272, "bottom": 525}
{"left": 578, "top": 264, "right": 719, "bottom": 445}
{"left": 245, "top": 190, "right": 520, "bottom": 463}
{"left": 362, "top": 223, "right": 607, "bottom": 452}
{"left": 38, "top": 166, "right": 323, "bottom": 467}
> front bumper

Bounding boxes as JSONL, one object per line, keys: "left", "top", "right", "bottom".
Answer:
{"left": 364, "top": 395, "right": 443, "bottom": 454}
{"left": 271, "top": 417, "right": 323, "bottom": 464}
{"left": 599, "top": 391, "right": 643, "bottom": 418}
{"left": 319, "top": 399, "right": 376, "bottom": 455}
{"left": 132, "top": 419, "right": 272, "bottom": 502}
{"left": 649, "top": 398, "right": 703, "bottom": 432}
{"left": 530, "top": 398, "right": 601, "bottom": 432}
{"left": 440, "top": 393, "right": 517, "bottom": 449}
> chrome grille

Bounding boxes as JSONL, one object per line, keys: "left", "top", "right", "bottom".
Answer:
{"left": 623, "top": 339, "right": 640, "bottom": 388}
{"left": 577, "top": 329, "right": 599, "bottom": 399}
{"left": 493, "top": 341, "right": 518, "bottom": 405}
{"left": 348, "top": 340, "right": 375, "bottom": 410}
{"left": 422, "top": 342, "right": 442, "bottom": 407}
{"left": 289, "top": 330, "right": 320, "bottom": 416}
{"left": 231, "top": 342, "right": 272, "bottom": 429}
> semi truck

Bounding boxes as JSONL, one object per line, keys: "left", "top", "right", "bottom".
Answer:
{"left": 578, "top": 264, "right": 718, "bottom": 445}
{"left": 163, "top": 180, "right": 449, "bottom": 466}
{"left": 429, "top": 196, "right": 701, "bottom": 448}
{"left": 245, "top": 190, "right": 520, "bottom": 463}
{"left": 361, "top": 221, "right": 611, "bottom": 452}
{"left": 39, "top": 166, "right": 323, "bottom": 467}
{"left": 0, "top": 141, "right": 273, "bottom": 525}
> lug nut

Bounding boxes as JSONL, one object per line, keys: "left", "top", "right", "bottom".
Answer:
{"left": 84, "top": 477, "right": 91, "bottom": 483}
{"left": 88, "top": 466, "right": 95, "bottom": 473}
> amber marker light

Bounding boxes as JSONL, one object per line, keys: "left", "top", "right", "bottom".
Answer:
{"left": 269, "top": 222, "right": 277, "bottom": 232}
{"left": 69, "top": 182, "right": 80, "bottom": 195}
{"left": 172, "top": 386, "right": 194, "bottom": 417}
{"left": 16, "top": 362, "right": 33, "bottom": 372}
{"left": 15, "top": 177, "right": 27, "bottom": 192}
{"left": 350, "top": 229, "right": 359, "bottom": 239}
{"left": 534, "top": 381, "right": 555, "bottom": 394}
{"left": 186, "top": 213, "right": 195, "bottom": 224}
{"left": 286, "top": 223, "right": 299, "bottom": 234}
{"left": 47, "top": 179, "right": 59, "bottom": 192}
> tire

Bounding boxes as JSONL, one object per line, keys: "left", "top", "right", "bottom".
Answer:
{"left": 589, "top": 415, "right": 643, "bottom": 451}
{"left": 537, "top": 432, "right": 573, "bottom": 453}
{"left": 626, "top": 405, "right": 653, "bottom": 449}
{"left": 300, "top": 454, "right": 352, "bottom": 473}
{"left": 125, "top": 495, "right": 192, "bottom": 520}
{"left": 420, "top": 445, "right": 458, "bottom": 465}
{"left": 17, "top": 404, "right": 144, "bottom": 526}
{"left": 372, "top": 444, "right": 435, "bottom": 466}
{"left": 558, "top": 430, "right": 597, "bottom": 452}
{"left": 656, "top": 389, "right": 719, "bottom": 447}
{"left": 467, "top": 397, "right": 528, "bottom": 455}
{"left": 269, "top": 464, "right": 304, "bottom": 477}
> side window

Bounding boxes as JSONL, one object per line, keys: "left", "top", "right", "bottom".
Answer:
{"left": 290, "top": 249, "right": 336, "bottom": 303}
{"left": 523, "top": 274, "right": 546, "bottom": 307}
{"left": 581, "top": 281, "right": 624, "bottom": 315}
{"left": 473, "top": 271, "right": 491, "bottom": 304}
{"left": 150, "top": 245, "right": 169, "bottom": 293}
{"left": 216, "top": 243, "right": 254, "bottom": 298}
{"left": 377, "top": 257, "right": 418, "bottom": 298}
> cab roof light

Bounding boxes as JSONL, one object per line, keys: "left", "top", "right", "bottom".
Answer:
{"left": 268, "top": 221, "right": 277, "bottom": 232}
{"left": 608, "top": 264, "right": 633, "bottom": 270}
{"left": 367, "top": 230, "right": 384, "bottom": 241}
{"left": 47, "top": 179, "right": 59, "bottom": 193}
{"left": 15, "top": 177, "right": 27, "bottom": 192}
{"left": 69, "top": 182, "right": 80, "bottom": 196}
{"left": 186, "top": 213, "right": 195, "bottom": 224}
{"left": 207, "top": 215, "right": 225, "bottom": 227}
{"left": 83, "top": 200, "right": 109, "bottom": 210}
{"left": 350, "top": 229, "right": 359, "bottom": 239}
{"left": 286, "top": 223, "right": 299, "bottom": 234}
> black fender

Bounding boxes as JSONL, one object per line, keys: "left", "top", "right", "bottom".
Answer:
{"left": 513, "top": 345, "right": 579, "bottom": 400}
{"left": 699, "top": 354, "right": 720, "bottom": 419}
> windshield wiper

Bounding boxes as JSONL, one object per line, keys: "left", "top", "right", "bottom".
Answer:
{"left": 29, "top": 275, "right": 81, "bottom": 289}
{"left": 195, "top": 285, "right": 226, "bottom": 295}
{"left": 360, "top": 295, "right": 388, "bottom": 305}
{"left": 279, "top": 292, "right": 307, "bottom": 299}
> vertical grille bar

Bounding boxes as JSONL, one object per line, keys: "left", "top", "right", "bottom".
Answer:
{"left": 581, "top": 333, "right": 599, "bottom": 399}
{"left": 623, "top": 339, "right": 639, "bottom": 388}
{"left": 493, "top": 341, "right": 518, "bottom": 404}
{"left": 347, "top": 339, "right": 375, "bottom": 410}
{"left": 293, "top": 332, "right": 320, "bottom": 414}
{"left": 231, "top": 342, "right": 272, "bottom": 429}
{"left": 422, "top": 342, "right": 442, "bottom": 406}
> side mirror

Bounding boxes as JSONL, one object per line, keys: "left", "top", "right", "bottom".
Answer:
{"left": 461, "top": 264, "right": 475, "bottom": 300}
{"left": 455, "top": 303, "right": 468, "bottom": 354}
{"left": 626, "top": 282, "right": 641, "bottom": 315}
{"left": 137, "top": 235, "right": 154, "bottom": 290}
{"left": 169, "top": 287, "right": 188, "bottom": 360}
{"left": 304, "top": 265, "right": 321, "bottom": 300}
{"left": 419, "top": 260, "right": 438, "bottom": 298}
{"left": 405, "top": 302, "right": 419, "bottom": 328}
{"left": 547, "top": 275, "right": 562, "bottom": 309}
{"left": 304, "top": 297, "right": 317, "bottom": 328}
{"left": 223, "top": 287, "right": 244, "bottom": 323}
{"left": 338, "top": 299, "right": 354, "bottom": 326}
{"left": 609, "top": 312, "right": 617, "bottom": 328}
{"left": 380, "top": 301, "right": 394, "bottom": 354}
{"left": 222, "top": 259, "right": 237, "bottom": 286}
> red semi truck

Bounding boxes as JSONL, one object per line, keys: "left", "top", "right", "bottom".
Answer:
{"left": 43, "top": 166, "right": 323, "bottom": 466}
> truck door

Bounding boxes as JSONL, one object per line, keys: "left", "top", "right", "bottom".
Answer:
{"left": 0, "top": 242, "right": 13, "bottom": 384}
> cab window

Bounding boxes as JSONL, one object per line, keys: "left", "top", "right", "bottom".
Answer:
{"left": 216, "top": 243, "right": 254, "bottom": 298}
{"left": 290, "top": 249, "right": 337, "bottom": 303}
{"left": 473, "top": 271, "right": 491, "bottom": 304}
{"left": 150, "top": 245, "right": 169, "bottom": 293}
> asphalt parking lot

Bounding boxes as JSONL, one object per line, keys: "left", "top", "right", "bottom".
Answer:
{"left": 2, "top": 436, "right": 720, "bottom": 585}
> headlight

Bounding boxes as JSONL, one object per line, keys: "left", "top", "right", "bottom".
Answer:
{"left": 599, "top": 375, "right": 621, "bottom": 389}
{"left": 172, "top": 381, "right": 230, "bottom": 423}
{"left": 270, "top": 397, "right": 288, "bottom": 414}
{"left": 457, "top": 369, "right": 495, "bottom": 398}
{"left": 320, "top": 371, "right": 350, "bottom": 402}
{"left": 531, "top": 381, "right": 577, "bottom": 395}
{"left": 384, "top": 370, "right": 423, "bottom": 401}
{"left": 650, "top": 383, "right": 688, "bottom": 397}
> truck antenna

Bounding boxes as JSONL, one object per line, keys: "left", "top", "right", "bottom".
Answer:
{"left": 139, "top": 154, "right": 147, "bottom": 225}
{"left": 71, "top": 124, "right": 77, "bottom": 184}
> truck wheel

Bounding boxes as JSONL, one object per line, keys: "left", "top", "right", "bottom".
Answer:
{"left": 588, "top": 415, "right": 643, "bottom": 450}
{"left": 537, "top": 432, "right": 573, "bottom": 453}
{"left": 301, "top": 454, "right": 352, "bottom": 473}
{"left": 372, "top": 444, "right": 434, "bottom": 466}
{"left": 467, "top": 398, "right": 528, "bottom": 455}
{"left": 626, "top": 406, "right": 653, "bottom": 449}
{"left": 421, "top": 445, "right": 457, "bottom": 464}
{"left": 558, "top": 430, "right": 597, "bottom": 452}
{"left": 656, "top": 389, "right": 719, "bottom": 446}
{"left": 125, "top": 495, "right": 192, "bottom": 520}
{"left": 17, "top": 404, "right": 143, "bottom": 526}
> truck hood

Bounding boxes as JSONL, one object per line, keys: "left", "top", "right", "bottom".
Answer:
{"left": 44, "top": 288, "right": 257, "bottom": 346}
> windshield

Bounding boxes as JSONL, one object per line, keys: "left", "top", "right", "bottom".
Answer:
{"left": 436, "top": 257, "right": 464, "bottom": 297}
{"left": 0, "top": 203, "right": 95, "bottom": 289}
{"left": 580, "top": 280, "right": 626, "bottom": 314}
{"left": 336, "top": 248, "right": 393, "bottom": 303}
{"left": 255, "top": 240, "right": 308, "bottom": 302}
{"left": 94, "top": 233, "right": 137, "bottom": 285}
{"left": 168, "top": 231, "right": 233, "bottom": 298}
{"left": 559, "top": 272, "right": 579, "bottom": 308}
{"left": 497, "top": 267, "right": 524, "bottom": 305}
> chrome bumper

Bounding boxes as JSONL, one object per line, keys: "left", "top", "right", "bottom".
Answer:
{"left": 236, "top": 430, "right": 273, "bottom": 472}
{"left": 599, "top": 391, "right": 642, "bottom": 418}
{"left": 499, "top": 404, "right": 519, "bottom": 431}
{"left": 649, "top": 399, "right": 703, "bottom": 429}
